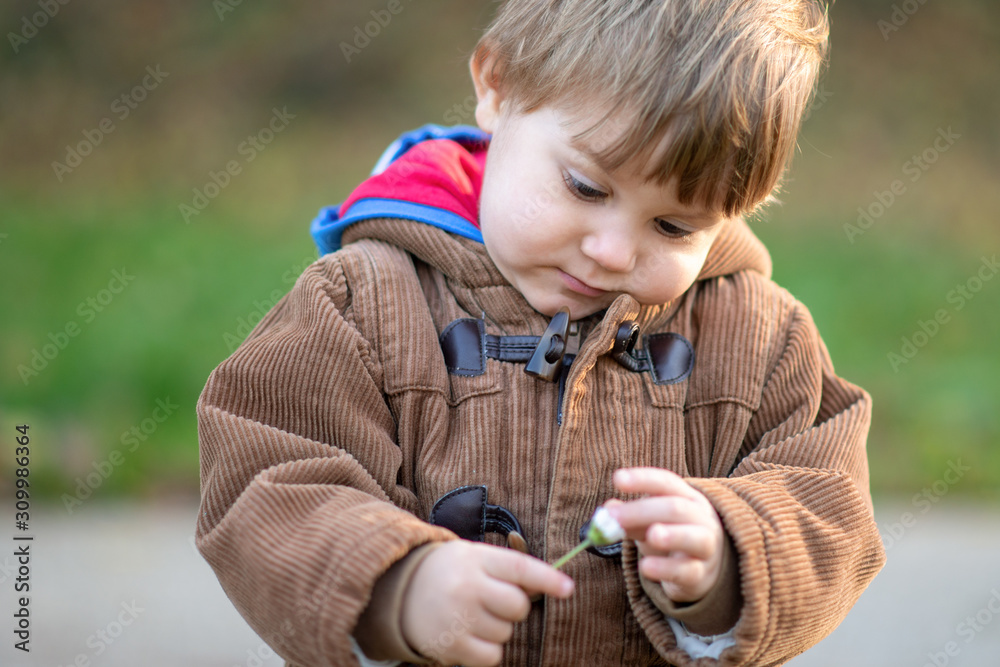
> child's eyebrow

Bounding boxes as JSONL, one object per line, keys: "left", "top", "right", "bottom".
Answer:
{"left": 559, "top": 124, "right": 616, "bottom": 169}
{"left": 568, "top": 133, "right": 670, "bottom": 187}
{"left": 678, "top": 210, "right": 726, "bottom": 227}
{"left": 566, "top": 134, "right": 725, "bottom": 224}
{"left": 566, "top": 124, "right": 668, "bottom": 175}
{"left": 567, "top": 137, "right": 609, "bottom": 172}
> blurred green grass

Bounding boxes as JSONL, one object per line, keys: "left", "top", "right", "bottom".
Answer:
{"left": 2, "top": 186, "right": 997, "bottom": 501}
{"left": 1, "top": 0, "right": 998, "bottom": 503}
{"left": 756, "top": 216, "right": 1000, "bottom": 499}
{"left": 1, "top": 193, "right": 318, "bottom": 499}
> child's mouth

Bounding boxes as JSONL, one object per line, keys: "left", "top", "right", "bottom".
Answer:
{"left": 558, "top": 270, "right": 608, "bottom": 297}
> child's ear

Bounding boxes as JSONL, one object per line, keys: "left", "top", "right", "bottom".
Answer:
{"left": 469, "top": 48, "right": 503, "bottom": 133}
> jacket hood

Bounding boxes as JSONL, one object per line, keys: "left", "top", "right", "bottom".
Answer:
{"left": 318, "top": 124, "right": 772, "bottom": 294}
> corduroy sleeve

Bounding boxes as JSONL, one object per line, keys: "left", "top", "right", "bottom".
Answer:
{"left": 195, "top": 256, "right": 457, "bottom": 667}
{"left": 623, "top": 300, "right": 886, "bottom": 666}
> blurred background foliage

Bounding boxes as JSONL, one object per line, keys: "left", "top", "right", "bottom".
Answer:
{"left": 1, "top": 0, "right": 997, "bottom": 502}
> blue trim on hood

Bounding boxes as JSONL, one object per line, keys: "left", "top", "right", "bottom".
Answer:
{"left": 311, "top": 123, "right": 490, "bottom": 256}
{"left": 310, "top": 198, "right": 484, "bottom": 256}
{"left": 370, "top": 124, "right": 489, "bottom": 175}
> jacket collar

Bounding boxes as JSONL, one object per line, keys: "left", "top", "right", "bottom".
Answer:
{"left": 334, "top": 124, "right": 772, "bottom": 329}
{"left": 341, "top": 212, "right": 768, "bottom": 336}
{"left": 342, "top": 212, "right": 771, "bottom": 290}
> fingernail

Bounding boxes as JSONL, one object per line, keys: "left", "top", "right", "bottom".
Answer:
{"left": 615, "top": 470, "right": 631, "bottom": 485}
{"left": 562, "top": 579, "right": 574, "bottom": 596}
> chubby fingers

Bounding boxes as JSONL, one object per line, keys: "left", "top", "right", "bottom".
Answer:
{"left": 608, "top": 495, "right": 710, "bottom": 539}
{"left": 613, "top": 467, "right": 701, "bottom": 500}
{"left": 638, "top": 552, "right": 712, "bottom": 602}
{"left": 606, "top": 468, "right": 723, "bottom": 560}
{"left": 610, "top": 468, "right": 715, "bottom": 528}
{"left": 477, "top": 577, "right": 533, "bottom": 624}
{"left": 462, "top": 599, "right": 517, "bottom": 644}
{"left": 483, "top": 549, "right": 574, "bottom": 609}
{"left": 638, "top": 523, "right": 717, "bottom": 561}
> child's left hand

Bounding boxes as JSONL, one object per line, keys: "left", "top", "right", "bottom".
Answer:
{"left": 605, "top": 467, "right": 725, "bottom": 603}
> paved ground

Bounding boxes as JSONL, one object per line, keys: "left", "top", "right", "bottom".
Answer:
{"left": 2, "top": 498, "right": 999, "bottom": 667}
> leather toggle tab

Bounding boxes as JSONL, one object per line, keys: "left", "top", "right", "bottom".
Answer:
{"left": 439, "top": 318, "right": 486, "bottom": 377}
{"left": 524, "top": 307, "right": 570, "bottom": 382}
{"left": 438, "top": 314, "right": 692, "bottom": 386}
{"left": 429, "top": 485, "right": 528, "bottom": 553}
{"left": 608, "top": 319, "right": 695, "bottom": 386}
{"left": 645, "top": 333, "right": 694, "bottom": 385}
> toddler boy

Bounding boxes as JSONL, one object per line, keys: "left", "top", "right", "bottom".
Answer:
{"left": 196, "top": 1, "right": 885, "bottom": 665}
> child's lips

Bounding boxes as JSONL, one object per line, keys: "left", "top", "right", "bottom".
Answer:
{"left": 558, "top": 270, "right": 608, "bottom": 297}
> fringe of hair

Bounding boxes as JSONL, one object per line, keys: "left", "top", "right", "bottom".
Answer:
{"left": 473, "top": 0, "right": 832, "bottom": 218}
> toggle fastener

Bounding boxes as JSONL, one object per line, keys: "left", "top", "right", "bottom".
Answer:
{"left": 524, "top": 306, "right": 571, "bottom": 382}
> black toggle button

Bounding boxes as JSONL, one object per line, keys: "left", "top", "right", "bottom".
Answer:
{"left": 611, "top": 320, "right": 643, "bottom": 372}
{"left": 525, "top": 307, "right": 571, "bottom": 382}
{"left": 544, "top": 334, "right": 566, "bottom": 363}
{"left": 613, "top": 321, "right": 640, "bottom": 355}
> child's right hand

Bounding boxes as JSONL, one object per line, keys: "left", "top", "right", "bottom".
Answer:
{"left": 401, "top": 540, "right": 574, "bottom": 666}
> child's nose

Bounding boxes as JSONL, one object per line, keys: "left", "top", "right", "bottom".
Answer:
{"left": 580, "top": 225, "right": 637, "bottom": 274}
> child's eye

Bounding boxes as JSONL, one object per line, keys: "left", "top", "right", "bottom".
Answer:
{"left": 563, "top": 173, "right": 607, "bottom": 201}
{"left": 655, "top": 218, "right": 691, "bottom": 238}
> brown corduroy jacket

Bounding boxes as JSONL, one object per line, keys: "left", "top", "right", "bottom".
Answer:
{"left": 196, "top": 215, "right": 885, "bottom": 667}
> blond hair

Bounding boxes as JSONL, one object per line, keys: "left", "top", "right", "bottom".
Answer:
{"left": 473, "top": 0, "right": 831, "bottom": 217}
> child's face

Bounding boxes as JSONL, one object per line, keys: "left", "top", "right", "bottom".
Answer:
{"left": 476, "top": 103, "right": 729, "bottom": 320}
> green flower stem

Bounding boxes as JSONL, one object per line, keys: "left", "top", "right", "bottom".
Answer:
{"left": 552, "top": 538, "right": 593, "bottom": 570}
